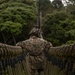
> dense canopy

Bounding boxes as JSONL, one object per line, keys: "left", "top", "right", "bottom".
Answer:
{"left": 0, "top": 0, "right": 75, "bottom": 46}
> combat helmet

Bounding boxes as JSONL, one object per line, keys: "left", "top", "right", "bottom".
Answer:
{"left": 29, "top": 27, "right": 43, "bottom": 38}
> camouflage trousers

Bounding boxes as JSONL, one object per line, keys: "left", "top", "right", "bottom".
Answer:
{"left": 29, "top": 55, "right": 45, "bottom": 75}
{"left": 31, "top": 69, "right": 44, "bottom": 75}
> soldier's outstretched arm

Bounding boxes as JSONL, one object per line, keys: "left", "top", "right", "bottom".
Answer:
{"left": 44, "top": 41, "right": 53, "bottom": 54}
{"left": 16, "top": 41, "right": 28, "bottom": 54}
{"left": 48, "top": 43, "right": 75, "bottom": 58}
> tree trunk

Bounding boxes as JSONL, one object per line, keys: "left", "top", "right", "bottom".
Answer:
{"left": 2, "top": 33, "right": 6, "bottom": 43}
{"left": 12, "top": 36, "right": 16, "bottom": 45}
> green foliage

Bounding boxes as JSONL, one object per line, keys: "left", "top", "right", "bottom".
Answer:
{"left": 65, "top": 29, "right": 75, "bottom": 39}
{"left": 0, "top": 0, "right": 36, "bottom": 44}
{"left": 52, "top": 0, "right": 63, "bottom": 9}
{"left": 39, "top": 0, "right": 52, "bottom": 11}
{"left": 0, "top": 0, "right": 75, "bottom": 46}
{"left": 43, "top": 11, "right": 75, "bottom": 46}
{"left": 0, "top": 21, "right": 22, "bottom": 35}
{"left": 37, "top": 0, "right": 53, "bottom": 16}
{"left": 66, "top": 40, "right": 75, "bottom": 44}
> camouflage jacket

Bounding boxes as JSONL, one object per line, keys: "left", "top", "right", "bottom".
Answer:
{"left": 16, "top": 37, "right": 52, "bottom": 55}
{"left": 16, "top": 37, "right": 52, "bottom": 70}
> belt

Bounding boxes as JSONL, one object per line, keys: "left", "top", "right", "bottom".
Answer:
{"left": 29, "top": 52, "right": 42, "bottom": 56}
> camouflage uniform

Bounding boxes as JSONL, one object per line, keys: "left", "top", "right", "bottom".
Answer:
{"left": 16, "top": 27, "right": 52, "bottom": 75}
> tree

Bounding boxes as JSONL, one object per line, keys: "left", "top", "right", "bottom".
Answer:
{"left": 64, "top": 0, "right": 75, "bottom": 14}
{"left": 0, "top": 21, "right": 22, "bottom": 44}
{"left": 39, "top": 0, "right": 52, "bottom": 15}
{"left": 43, "top": 11, "right": 75, "bottom": 46}
{"left": 52, "top": 0, "right": 63, "bottom": 9}
{"left": 0, "top": 0, "right": 36, "bottom": 45}
{"left": 68, "top": 0, "right": 75, "bottom": 4}
{"left": 35, "top": 0, "right": 53, "bottom": 17}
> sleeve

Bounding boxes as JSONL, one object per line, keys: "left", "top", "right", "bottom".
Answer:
{"left": 16, "top": 41, "right": 24, "bottom": 50}
{"left": 44, "top": 41, "right": 53, "bottom": 53}
{"left": 49, "top": 42, "right": 53, "bottom": 47}
{"left": 16, "top": 41, "right": 22, "bottom": 47}
{"left": 16, "top": 41, "right": 27, "bottom": 52}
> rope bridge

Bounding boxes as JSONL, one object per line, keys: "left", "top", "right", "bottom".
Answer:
{"left": 45, "top": 44, "right": 75, "bottom": 75}
{"left": 0, "top": 43, "right": 27, "bottom": 75}
{"left": 0, "top": 43, "right": 75, "bottom": 75}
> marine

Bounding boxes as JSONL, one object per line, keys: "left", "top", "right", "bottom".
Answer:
{"left": 16, "top": 27, "right": 52, "bottom": 75}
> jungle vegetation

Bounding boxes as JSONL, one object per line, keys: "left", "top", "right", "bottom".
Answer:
{"left": 0, "top": 0, "right": 75, "bottom": 46}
